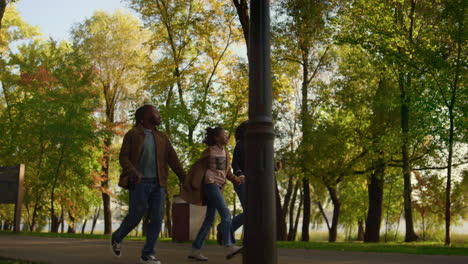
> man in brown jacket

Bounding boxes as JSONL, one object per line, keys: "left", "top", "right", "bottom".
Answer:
{"left": 111, "top": 105, "right": 186, "bottom": 264}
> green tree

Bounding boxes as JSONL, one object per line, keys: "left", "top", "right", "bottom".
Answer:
{"left": 20, "top": 40, "right": 99, "bottom": 232}
{"left": 332, "top": 45, "right": 401, "bottom": 242}
{"left": 338, "top": 0, "right": 454, "bottom": 242}
{"left": 0, "top": 4, "right": 39, "bottom": 147}
{"left": 273, "top": 0, "right": 333, "bottom": 242}
{"left": 72, "top": 10, "right": 151, "bottom": 234}
{"left": 128, "top": 0, "right": 239, "bottom": 235}
{"left": 1, "top": 36, "right": 102, "bottom": 233}
{"left": 414, "top": 0, "right": 466, "bottom": 245}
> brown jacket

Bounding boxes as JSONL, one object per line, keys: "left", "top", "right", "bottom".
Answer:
{"left": 118, "top": 124, "right": 186, "bottom": 189}
{"left": 181, "top": 147, "right": 240, "bottom": 205}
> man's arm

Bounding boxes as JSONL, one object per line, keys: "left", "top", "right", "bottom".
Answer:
{"left": 232, "top": 142, "right": 245, "bottom": 176}
{"left": 227, "top": 148, "right": 242, "bottom": 185}
{"left": 166, "top": 137, "right": 186, "bottom": 183}
{"left": 119, "top": 132, "right": 135, "bottom": 172}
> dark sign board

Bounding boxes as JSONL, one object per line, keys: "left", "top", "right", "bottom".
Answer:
{"left": 0, "top": 165, "right": 25, "bottom": 232}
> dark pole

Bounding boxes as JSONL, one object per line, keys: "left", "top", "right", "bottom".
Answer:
{"left": 244, "top": 0, "right": 276, "bottom": 264}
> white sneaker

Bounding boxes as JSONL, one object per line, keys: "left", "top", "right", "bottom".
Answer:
{"left": 188, "top": 248, "right": 208, "bottom": 261}
{"left": 140, "top": 255, "right": 161, "bottom": 264}
{"left": 225, "top": 245, "right": 242, "bottom": 259}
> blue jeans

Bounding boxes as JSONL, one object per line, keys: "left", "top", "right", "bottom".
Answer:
{"left": 193, "top": 184, "right": 233, "bottom": 249}
{"left": 112, "top": 179, "right": 165, "bottom": 257}
{"left": 230, "top": 183, "right": 245, "bottom": 242}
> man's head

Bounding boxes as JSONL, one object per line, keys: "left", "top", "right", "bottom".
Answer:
{"left": 135, "top": 105, "right": 162, "bottom": 127}
{"left": 235, "top": 121, "right": 248, "bottom": 142}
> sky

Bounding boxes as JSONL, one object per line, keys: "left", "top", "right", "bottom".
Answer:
{"left": 15, "top": 0, "right": 137, "bottom": 41}
{"left": 13, "top": 0, "right": 248, "bottom": 58}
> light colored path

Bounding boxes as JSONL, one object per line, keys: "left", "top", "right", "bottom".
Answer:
{"left": 0, "top": 235, "right": 467, "bottom": 264}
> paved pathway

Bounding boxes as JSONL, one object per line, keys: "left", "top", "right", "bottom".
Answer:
{"left": 1, "top": 235, "right": 467, "bottom": 264}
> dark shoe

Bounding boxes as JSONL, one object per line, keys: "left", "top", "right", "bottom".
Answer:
{"left": 140, "top": 255, "right": 161, "bottom": 264}
{"left": 110, "top": 235, "right": 121, "bottom": 257}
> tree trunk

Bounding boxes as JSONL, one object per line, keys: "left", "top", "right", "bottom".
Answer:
{"left": 231, "top": 0, "right": 250, "bottom": 56}
{"left": 50, "top": 147, "right": 65, "bottom": 233}
{"left": 288, "top": 181, "right": 299, "bottom": 241}
{"left": 67, "top": 212, "right": 76, "bottom": 234}
{"left": 364, "top": 159, "right": 385, "bottom": 242}
{"left": 292, "top": 190, "right": 303, "bottom": 241}
{"left": 0, "top": 0, "right": 7, "bottom": 29}
{"left": 50, "top": 214, "right": 60, "bottom": 233}
{"left": 81, "top": 219, "right": 88, "bottom": 234}
{"left": 91, "top": 206, "right": 100, "bottom": 235}
{"left": 50, "top": 200, "right": 60, "bottom": 233}
{"left": 421, "top": 211, "right": 426, "bottom": 241}
{"left": 445, "top": 7, "right": 462, "bottom": 243}
{"left": 394, "top": 208, "right": 403, "bottom": 241}
{"left": 347, "top": 225, "right": 352, "bottom": 241}
{"left": 399, "top": 73, "right": 418, "bottom": 242}
{"left": 30, "top": 200, "right": 39, "bottom": 232}
{"left": 299, "top": 44, "right": 311, "bottom": 242}
{"left": 445, "top": 110, "right": 454, "bottom": 245}
{"left": 188, "top": 128, "right": 194, "bottom": 148}
{"left": 357, "top": 220, "right": 365, "bottom": 241}
{"left": 29, "top": 144, "right": 46, "bottom": 232}
{"left": 60, "top": 206, "right": 65, "bottom": 233}
{"left": 317, "top": 200, "right": 331, "bottom": 234}
{"left": 327, "top": 186, "right": 340, "bottom": 243}
{"left": 101, "top": 136, "right": 112, "bottom": 235}
{"left": 275, "top": 181, "right": 287, "bottom": 240}
{"left": 395, "top": 0, "right": 418, "bottom": 242}
{"left": 301, "top": 178, "right": 311, "bottom": 241}
{"left": 282, "top": 173, "right": 294, "bottom": 217}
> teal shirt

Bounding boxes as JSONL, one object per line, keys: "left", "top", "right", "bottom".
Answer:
{"left": 137, "top": 128, "right": 157, "bottom": 179}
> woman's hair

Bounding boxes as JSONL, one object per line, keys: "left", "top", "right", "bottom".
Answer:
{"left": 134, "top": 105, "right": 155, "bottom": 127}
{"left": 235, "top": 121, "right": 248, "bottom": 142}
{"left": 203, "top": 126, "right": 224, "bottom": 146}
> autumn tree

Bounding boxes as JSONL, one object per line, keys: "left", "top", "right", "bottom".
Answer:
{"left": 1, "top": 37, "right": 102, "bottom": 232}
{"left": 72, "top": 10, "right": 151, "bottom": 234}
{"left": 0, "top": 0, "right": 18, "bottom": 29}
{"left": 127, "top": 0, "right": 239, "bottom": 235}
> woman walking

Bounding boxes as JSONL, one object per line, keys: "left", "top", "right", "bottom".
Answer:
{"left": 182, "top": 126, "right": 244, "bottom": 261}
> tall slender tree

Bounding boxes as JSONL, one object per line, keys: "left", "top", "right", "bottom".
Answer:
{"left": 72, "top": 10, "right": 150, "bottom": 234}
{"left": 273, "top": 0, "right": 332, "bottom": 241}
{"left": 417, "top": 0, "right": 467, "bottom": 245}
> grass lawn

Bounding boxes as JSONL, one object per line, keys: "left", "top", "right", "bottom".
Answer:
{"left": 277, "top": 241, "right": 468, "bottom": 256}
{"left": 1, "top": 231, "right": 467, "bottom": 256}
{"left": 0, "top": 257, "right": 44, "bottom": 264}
